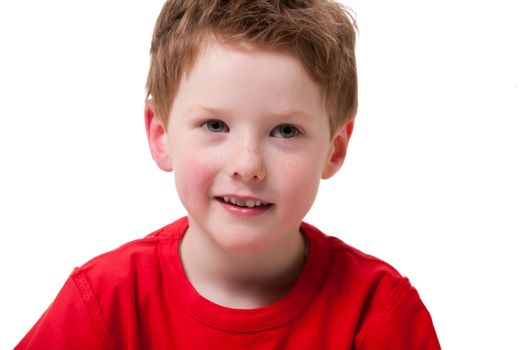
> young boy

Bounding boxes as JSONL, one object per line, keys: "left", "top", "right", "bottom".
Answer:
{"left": 17, "top": 0, "right": 440, "bottom": 349}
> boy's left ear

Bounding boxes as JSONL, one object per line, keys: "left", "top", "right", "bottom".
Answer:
{"left": 322, "top": 120, "right": 354, "bottom": 179}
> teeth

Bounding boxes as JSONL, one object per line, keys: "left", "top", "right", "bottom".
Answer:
{"left": 222, "top": 197, "right": 268, "bottom": 207}
{"left": 228, "top": 198, "right": 240, "bottom": 206}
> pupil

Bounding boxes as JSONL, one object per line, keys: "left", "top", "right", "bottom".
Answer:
{"left": 283, "top": 126, "right": 291, "bottom": 135}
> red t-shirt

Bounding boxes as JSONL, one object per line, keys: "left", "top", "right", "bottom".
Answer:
{"left": 17, "top": 217, "right": 440, "bottom": 349}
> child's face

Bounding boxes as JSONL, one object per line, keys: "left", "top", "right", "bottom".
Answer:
{"left": 146, "top": 39, "right": 349, "bottom": 252}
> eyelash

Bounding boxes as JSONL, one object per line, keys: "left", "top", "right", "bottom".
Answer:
{"left": 201, "top": 120, "right": 301, "bottom": 139}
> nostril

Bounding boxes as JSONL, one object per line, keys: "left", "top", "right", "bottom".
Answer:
{"left": 230, "top": 152, "right": 266, "bottom": 181}
{"left": 232, "top": 171, "right": 264, "bottom": 181}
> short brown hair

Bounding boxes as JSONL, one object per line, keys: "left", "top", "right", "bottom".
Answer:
{"left": 146, "top": 0, "right": 358, "bottom": 135}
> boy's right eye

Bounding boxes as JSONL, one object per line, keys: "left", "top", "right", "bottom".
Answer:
{"left": 202, "top": 120, "right": 229, "bottom": 133}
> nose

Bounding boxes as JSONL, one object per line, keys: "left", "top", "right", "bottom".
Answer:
{"left": 229, "top": 136, "right": 266, "bottom": 182}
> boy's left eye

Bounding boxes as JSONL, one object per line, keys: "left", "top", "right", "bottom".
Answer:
{"left": 270, "top": 124, "right": 300, "bottom": 138}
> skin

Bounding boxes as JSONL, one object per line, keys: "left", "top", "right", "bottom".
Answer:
{"left": 145, "top": 39, "right": 352, "bottom": 308}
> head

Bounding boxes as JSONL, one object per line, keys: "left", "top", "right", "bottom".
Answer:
{"left": 145, "top": 0, "right": 358, "bottom": 253}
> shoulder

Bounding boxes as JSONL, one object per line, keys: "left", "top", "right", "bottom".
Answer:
{"left": 302, "top": 222, "right": 411, "bottom": 316}
{"left": 302, "top": 221, "right": 403, "bottom": 285}
{"left": 302, "top": 222, "right": 441, "bottom": 349}
{"left": 75, "top": 217, "right": 187, "bottom": 294}
{"left": 15, "top": 219, "right": 189, "bottom": 349}
{"left": 326, "top": 234, "right": 406, "bottom": 290}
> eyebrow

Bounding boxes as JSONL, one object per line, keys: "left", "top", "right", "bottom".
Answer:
{"left": 185, "top": 105, "right": 317, "bottom": 121}
{"left": 266, "top": 110, "right": 317, "bottom": 121}
{"left": 185, "top": 105, "right": 227, "bottom": 117}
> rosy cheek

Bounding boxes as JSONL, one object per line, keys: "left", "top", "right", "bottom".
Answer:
{"left": 174, "top": 152, "right": 219, "bottom": 206}
{"left": 278, "top": 158, "right": 321, "bottom": 216}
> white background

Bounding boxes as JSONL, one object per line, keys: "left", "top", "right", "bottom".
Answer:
{"left": 1, "top": 0, "right": 523, "bottom": 348}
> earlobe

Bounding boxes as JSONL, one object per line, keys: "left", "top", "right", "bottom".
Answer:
{"left": 322, "top": 120, "right": 354, "bottom": 179}
{"left": 144, "top": 100, "right": 173, "bottom": 172}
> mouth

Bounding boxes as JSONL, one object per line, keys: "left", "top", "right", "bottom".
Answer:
{"left": 219, "top": 196, "right": 272, "bottom": 208}
{"left": 215, "top": 196, "right": 273, "bottom": 216}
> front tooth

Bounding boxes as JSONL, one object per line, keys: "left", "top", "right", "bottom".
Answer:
{"left": 246, "top": 200, "right": 255, "bottom": 208}
{"left": 255, "top": 201, "right": 262, "bottom": 207}
{"left": 230, "top": 199, "right": 243, "bottom": 206}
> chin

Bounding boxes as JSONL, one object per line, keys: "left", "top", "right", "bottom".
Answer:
{"left": 213, "top": 232, "right": 272, "bottom": 254}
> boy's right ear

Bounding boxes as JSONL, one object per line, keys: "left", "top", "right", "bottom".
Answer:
{"left": 144, "top": 100, "right": 173, "bottom": 172}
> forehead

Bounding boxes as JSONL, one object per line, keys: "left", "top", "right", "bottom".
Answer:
{"left": 172, "top": 38, "right": 327, "bottom": 120}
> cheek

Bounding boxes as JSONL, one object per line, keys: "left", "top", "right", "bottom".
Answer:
{"left": 277, "top": 156, "right": 324, "bottom": 217}
{"left": 173, "top": 149, "right": 219, "bottom": 206}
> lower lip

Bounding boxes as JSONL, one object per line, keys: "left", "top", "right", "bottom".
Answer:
{"left": 216, "top": 199, "right": 272, "bottom": 217}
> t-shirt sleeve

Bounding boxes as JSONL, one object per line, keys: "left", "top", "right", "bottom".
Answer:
{"left": 363, "top": 286, "right": 441, "bottom": 350}
{"left": 15, "top": 269, "right": 114, "bottom": 350}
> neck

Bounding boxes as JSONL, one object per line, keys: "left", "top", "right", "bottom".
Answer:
{"left": 180, "top": 221, "right": 308, "bottom": 309}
